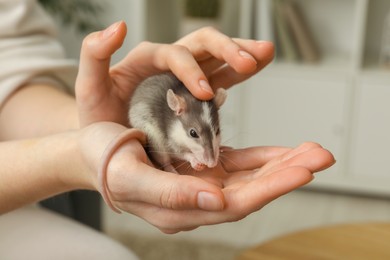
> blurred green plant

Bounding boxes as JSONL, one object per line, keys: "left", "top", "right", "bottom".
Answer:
{"left": 184, "top": 0, "right": 220, "bottom": 18}
{"left": 38, "top": 0, "right": 105, "bottom": 32}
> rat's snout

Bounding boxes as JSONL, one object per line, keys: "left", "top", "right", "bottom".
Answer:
{"left": 204, "top": 148, "right": 219, "bottom": 168}
{"left": 188, "top": 150, "right": 218, "bottom": 171}
{"left": 206, "top": 158, "right": 218, "bottom": 168}
{"left": 188, "top": 144, "right": 220, "bottom": 170}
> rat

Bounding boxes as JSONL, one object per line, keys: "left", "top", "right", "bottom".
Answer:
{"left": 128, "top": 73, "right": 227, "bottom": 173}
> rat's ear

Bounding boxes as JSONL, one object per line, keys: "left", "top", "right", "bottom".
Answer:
{"left": 167, "top": 89, "right": 187, "bottom": 115}
{"left": 214, "top": 88, "right": 227, "bottom": 109}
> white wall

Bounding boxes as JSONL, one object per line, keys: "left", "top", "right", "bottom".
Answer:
{"left": 55, "top": 0, "right": 145, "bottom": 64}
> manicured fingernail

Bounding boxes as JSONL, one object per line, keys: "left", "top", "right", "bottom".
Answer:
{"left": 199, "top": 79, "right": 214, "bottom": 96}
{"left": 103, "top": 21, "right": 121, "bottom": 39}
{"left": 239, "top": 50, "right": 257, "bottom": 63}
{"left": 197, "top": 191, "right": 224, "bottom": 211}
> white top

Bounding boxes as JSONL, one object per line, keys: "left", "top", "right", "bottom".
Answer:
{"left": 0, "top": 0, "right": 78, "bottom": 106}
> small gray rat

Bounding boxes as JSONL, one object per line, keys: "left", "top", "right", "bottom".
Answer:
{"left": 128, "top": 73, "right": 227, "bottom": 173}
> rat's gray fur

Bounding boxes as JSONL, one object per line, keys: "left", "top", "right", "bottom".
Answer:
{"left": 128, "top": 73, "right": 226, "bottom": 172}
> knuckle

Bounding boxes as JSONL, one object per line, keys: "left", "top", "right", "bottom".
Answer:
{"left": 135, "top": 40, "right": 153, "bottom": 50}
{"left": 131, "top": 41, "right": 155, "bottom": 56}
{"left": 198, "top": 26, "right": 220, "bottom": 35}
{"left": 159, "top": 183, "right": 192, "bottom": 210}
{"left": 81, "top": 38, "right": 89, "bottom": 49}
{"left": 197, "top": 26, "right": 223, "bottom": 42}
{"left": 162, "top": 45, "right": 192, "bottom": 71}
{"left": 168, "top": 44, "right": 190, "bottom": 56}
{"left": 81, "top": 32, "right": 97, "bottom": 49}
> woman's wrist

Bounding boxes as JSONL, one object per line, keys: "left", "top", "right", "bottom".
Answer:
{"left": 57, "top": 130, "right": 97, "bottom": 191}
{"left": 74, "top": 123, "right": 140, "bottom": 194}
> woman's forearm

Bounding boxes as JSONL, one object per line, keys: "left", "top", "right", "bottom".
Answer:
{"left": 0, "top": 131, "right": 92, "bottom": 214}
{"left": 0, "top": 84, "right": 79, "bottom": 140}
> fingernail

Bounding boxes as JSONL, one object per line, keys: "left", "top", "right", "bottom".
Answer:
{"left": 103, "top": 21, "right": 121, "bottom": 39}
{"left": 199, "top": 79, "right": 214, "bottom": 96}
{"left": 197, "top": 191, "right": 224, "bottom": 211}
{"left": 239, "top": 50, "right": 257, "bottom": 64}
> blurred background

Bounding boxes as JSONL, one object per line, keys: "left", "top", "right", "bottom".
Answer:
{"left": 45, "top": 0, "right": 390, "bottom": 259}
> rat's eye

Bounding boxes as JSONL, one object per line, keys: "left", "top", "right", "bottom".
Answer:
{"left": 189, "top": 129, "right": 199, "bottom": 138}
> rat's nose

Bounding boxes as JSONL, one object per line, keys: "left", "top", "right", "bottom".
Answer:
{"left": 207, "top": 159, "right": 218, "bottom": 168}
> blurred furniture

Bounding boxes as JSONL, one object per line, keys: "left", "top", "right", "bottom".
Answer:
{"left": 237, "top": 222, "right": 390, "bottom": 259}
{"left": 235, "top": 0, "right": 390, "bottom": 196}
{"left": 40, "top": 191, "right": 101, "bottom": 231}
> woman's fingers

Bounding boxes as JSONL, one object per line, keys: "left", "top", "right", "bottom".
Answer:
{"left": 221, "top": 142, "right": 334, "bottom": 190}
{"left": 111, "top": 41, "right": 215, "bottom": 100}
{"left": 175, "top": 28, "right": 274, "bottom": 89}
{"left": 254, "top": 142, "right": 336, "bottom": 178}
{"left": 111, "top": 27, "right": 274, "bottom": 101}
{"left": 225, "top": 167, "right": 314, "bottom": 215}
{"left": 219, "top": 142, "right": 333, "bottom": 174}
{"left": 208, "top": 40, "right": 275, "bottom": 89}
{"left": 175, "top": 27, "right": 258, "bottom": 74}
{"left": 220, "top": 146, "right": 291, "bottom": 172}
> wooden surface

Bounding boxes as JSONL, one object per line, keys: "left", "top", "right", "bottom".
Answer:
{"left": 237, "top": 223, "right": 390, "bottom": 259}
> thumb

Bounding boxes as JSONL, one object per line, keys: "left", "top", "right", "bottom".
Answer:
{"left": 75, "top": 21, "right": 127, "bottom": 125}
{"left": 115, "top": 163, "right": 226, "bottom": 212}
{"left": 77, "top": 21, "right": 126, "bottom": 83}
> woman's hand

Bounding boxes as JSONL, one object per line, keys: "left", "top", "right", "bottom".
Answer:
{"left": 75, "top": 21, "right": 274, "bottom": 126}
{"left": 78, "top": 122, "right": 335, "bottom": 234}
{"left": 123, "top": 142, "right": 334, "bottom": 234}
